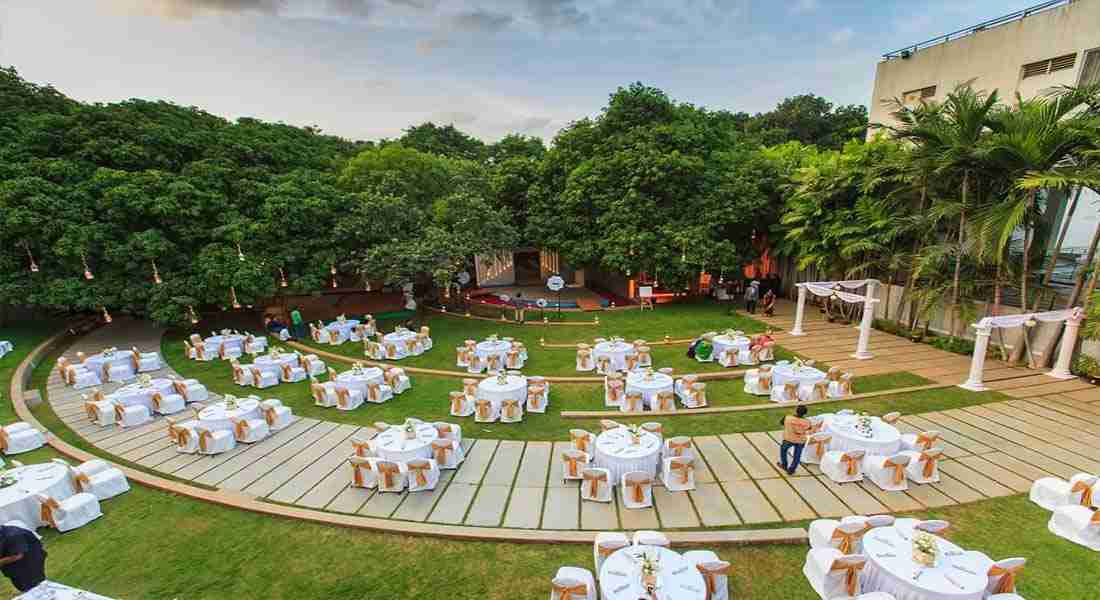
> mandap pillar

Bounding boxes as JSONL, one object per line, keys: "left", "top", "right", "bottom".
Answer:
{"left": 1049, "top": 310, "right": 1085, "bottom": 379}
{"left": 853, "top": 297, "right": 877, "bottom": 360}
{"left": 790, "top": 285, "right": 807, "bottom": 336}
{"left": 959, "top": 323, "right": 994, "bottom": 391}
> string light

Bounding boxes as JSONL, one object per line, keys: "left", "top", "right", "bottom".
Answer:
{"left": 81, "top": 252, "right": 94, "bottom": 280}
{"left": 279, "top": 268, "right": 288, "bottom": 288}
{"left": 24, "top": 243, "right": 38, "bottom": 273}
{"left": 151, "top": 260, "right": 162, "bottom": 285}
{"left": 101, "top": 306, "right": 112, "bottom": 323}
{"left": 237, "top": 243, "right": 245, "bottom": 262}
{"left": 365, "top": 278, "right": 372, "bottom": 292}
{"left": 230, "top": 286, "right": 241, "bottom": 309}
{"left": 188, "top": 305, "right": 199, "bottom": 325}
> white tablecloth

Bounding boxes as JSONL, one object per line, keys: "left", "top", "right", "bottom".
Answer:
{"left": 0, "top": 341, "right": 12, "bottom": 358}
{"left": 382, "top": 330, "right": 419, "bottom": 359}
{"left": 824, "top": 415, "right": 902, "bottom": 456}
{"left": 772, "top": 363, "right": 827, "bottom": 387}
{"left": 0, "top": 463, "right": 75, "bottom": 528}
{"left": 111, "top": 379, "right": 175, "bottom": 410}
{"left": 251, "top": 354, "right": 299, "bottom": 376}
{"left": 82, "top": 353, "right": 135, "bottom": 379}
{"left": 374, "top": 423, "right": 438, "bottom": 463}
{"left": 712, "top": 334, "right": 750, "bottom": 357}
{"left": 862, "top": 526, "right": 986, "bottom": 600}
{"left": 336, "top": 368, "right": 385, "bottom": 393}
{"left": 625, "top": 371, "right": 674, "bottom": 406}
{"left": 477, "top": 375, "right": 528, "bottom": 411}
{"left": 475, "top": 340, "right": 512, "bottom": 367}
{"left": 15, "top": 581, "right": 117, "bottom": 600}
{"left": 326, "top": 319, "right": 359, "bottom": 335}
{"left": 204, "top": 334, "right": 246, "bottom": 354}
{"left": 198, "top": 399, "right": 261, "bottom": 432}
{"left": 593, "top": 341, "right": 635, "bottom": 372}
{"left": 598, "top": 546, "right": 707, "bottom": 600}
{"left": 594, "top": 427, "right": 662, "bottom": 484}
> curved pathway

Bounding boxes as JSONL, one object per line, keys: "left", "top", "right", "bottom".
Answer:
{"left": 37, "top": 318, "right": 1100, "bottom": 540}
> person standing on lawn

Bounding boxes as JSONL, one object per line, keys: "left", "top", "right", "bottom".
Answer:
{"left": 0, "top": 524, "right": 47, "bottom": 592}
{"left": 290, "top": 306, "right": 305, "bottom": 340}
{"left": 744, "top": 280, "right": 759, "bottom": 314}
{"left": 778, "top": 405, "right": 811, "bottom": 475}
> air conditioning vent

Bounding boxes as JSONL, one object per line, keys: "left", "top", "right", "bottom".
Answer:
{"left": 1022, "top": 53, "right": 1077, "bottom": 79}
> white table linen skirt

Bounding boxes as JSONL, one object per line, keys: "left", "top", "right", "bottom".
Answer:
{"left": 374, "top": 424, "right": 438, "bottom": 463}
{"left": 712, "top": 335, "right": 750, "bottom": 357}
{"left": 625, "top": 372, "right": 674, "bottom": 406}
{"left": 477, "top": 375, "right": 528, "bottom": 411}
{"left": 862, "top": 527, "right": 986, "bottom": 600}
{"left": 198, "top": 399, "right": 261, "bottom": 432}
{"left": 204, "top": 335, "right": 246, "bottom": 354}
{"left": 824, "top": 416, "right": 902, "bottom": 456}
{"left": 592, "top": 342, "right": 634, "bottom": 372}
{"left": 16, "top": 581, "right": 118, "bottom": 600}
{"left": 251, "top": 354, "right": 299, "bottom": 376}
{"left": 598, "top": 546, "right": 707, "bottom": 600}
{"left": 0, "top": 463, "right": 76, "bottom": 527}
{"left": 593, "top": 428, "right": 661, "bottom": 484}
{"left": 336, "top": 368, "right": 385, "bottom": 393}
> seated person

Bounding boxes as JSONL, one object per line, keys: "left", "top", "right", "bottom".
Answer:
{"left": 761, "top": 289, "right": 776, "bottom": 316}
{"left": 753, "top": 328, "right": 776, "bottom": 347}
{"left": 265, "top": 315, "right": 289, "bottom": 334}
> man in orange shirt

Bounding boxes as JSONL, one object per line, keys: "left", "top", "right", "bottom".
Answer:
{"left": 778, "top": 405, "right": 811, "bottom": 475}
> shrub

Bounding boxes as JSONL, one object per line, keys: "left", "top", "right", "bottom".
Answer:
{"left": 928, "top": 335, "right": 975, "bottom": 356}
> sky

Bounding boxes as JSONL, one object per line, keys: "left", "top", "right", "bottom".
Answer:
{"left": 0, "top": 0, "right": 1042, "bottom": 143}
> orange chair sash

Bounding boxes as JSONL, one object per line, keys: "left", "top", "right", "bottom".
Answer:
{"left": 562, "top": 454, "right": 581, "bottom": 477}
{"left": 919, "top": 452, "right": 938, "bottom": 478}
{"left": 571, "top": 432, "right": 590, "bottom": 453}
{"left": 450, "top": 394, "right": 465, "bottom": 414}
{"left": 670, "top": 461, "right": 694, "bottom": 484}
{"left": 1071, "top": 480, "right": 1094, "bottom": 507}
{"left": 476, "top": 401, "right": 491, "bottom": 419}
{"left": 626, "top": 478, "right": 649, "bottom": 503}
{"left": 378, "top": 463, "right": 400, "bottom": 488}
{"left": 830, "top": 560, "right": 865, "bottom": 597}
{"left": 352, "top": 461, "right": 372, "bottom": 487}
{"left": 808, "top": 436, "right": 829, "bottom": 458}
{"left": 552, "top": 582, "right": 587, "bottom": 600}
{"left": 885, "top": 459, "right": 906, "bottom": 484}
{"left": 988, "top": 564, "right": 1024, "bottom": 594}
{"left": 432, "top": 442, "right": 452, "bottom": 464}
{"left": 367, "top": 384, "right": 381, "bottom": 402}
{"left": 841, "top": 454, "right": 860, "bottom": 476}
{"left": 583, "top": 470, "right": 607, "bottom": 497}
{"left": 697, "top": 562, "right": 732, "bottom": 598}
{"left": 502, "top": 399, "right": 519, "bottom": 418}
{"left": 830, "top": 526, "right": 868, "bottom": 554}
{"left": 198, "top": 429, "right": 213, "bottom": 452}
{"left": 234, "top": 419, "right": 249, "bottom": 440}
{"left": 916, "top": 433, "right": 937, "bottom": 450}
{"left": 668, "top": 440, "right": 691, "bottom": 456}
{"left": 408, "top": 463, "right": 430, "bottom": 487}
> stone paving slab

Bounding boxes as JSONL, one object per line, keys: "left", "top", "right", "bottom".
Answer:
{"left": 720, "top": 434, "right": 778, "bottom": 480}
{"left": 428, "top": 483, "right": 477, "bottom": 524}
{"left": 482, "top": 441, "right": 524, "bottom": 486}
{"left": 816, "top": 477, "right": 888, "bottom": 515}
{"left": 979, "top": 404, "right": 1096, "bottom": 446}
{"left": 245, "top": 424, "right": 358, "bottom": 498}
{"left": 898, "top": 415, "right": 993, "bottom": 455}
{"left": 616, "top": 490, "right": 660, "bottom": 530}
{"left": 454, "top": 439, "right": 499, "bottom": 484}
{"left": 757, "top": 478, "right": 815, "bottom": 521}
{"left": 183, "top": 418, "right": 320, "bottom": 483}
{"left": 652, "top": 487, "right": 700, "bottom": 528}
{"left": 851, "top": 481, "right": 924, "bottom": 512}
{"left": 894, "top": 420, "right": 969, "bottom": 459}
{"left": 297, "top": 463, "right": 354, "bottom": 510}
{"left": 214, "top": 421, "right": 340, "bottom": 490}
{"left": 465, "top": 485, "right": 511, "bottom": 526}
{"left": 723, "top": 481, "right": 781, "bottom": 524}
{"left": 502, "top": 486, "right": 545, "bottom": 529}
{"left": 548, "top": 441, "right": 580, "bottom": 487}
{"left": 929, "top": 470, "right": 986, "bottom": 504}
{"left": 541, "top": 486, "right": 579, "bottom": 529}
{"left": 326, "top": 484, "right": 373, "bottom": 514}
{"left": 1008, "top": 400, "right": 1100, "bottom": 435}
{"left": 788, "top": 476, "right": 849, "bottom": 518}
{"left": 917, "top": 413, "right": 1011, "bottom": 452}
{"left": 269, "top": 426, "right": 367, "bottom": 504}
{"left": 955, "top": 455, "right": 1034, "bottom": 493}
{"left": 937, "top": 460, "right": 1014, "bottom": 498}
{"left": 391, "top": 472, "right": 454, "bottom": 521}
{"left": 902, "top": 480, "right": 958, "bottom": 508}
{"left": 689, "top": 483, "right": 741, "bottom": 526}
{"left": 693, "top": 436, "right": 748, "bottom": 481}
{"left": 359, "top": 489, "right": 406, "bottom": 518}
{"left": 580, "top": 495, "right": 619, "bottom": 530}
{"left": 1027, "top": 442, "right": 1100, "bottom": 474}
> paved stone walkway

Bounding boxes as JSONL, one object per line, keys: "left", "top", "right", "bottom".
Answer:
{"left": 44, "top": 312, "right": 1100, "bottom": 533}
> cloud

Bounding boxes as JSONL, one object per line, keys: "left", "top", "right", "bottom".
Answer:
{"left": 431, "top": 111, "right": 478, "bottom": 125}
{"left": 324, "top": 0, "right": 372, "bottom": 18}
{"left": 789, "top": 0, "right": 817, "bottom": 14}
{"left": 829, "top": 27, "right": 854, "bottom": 44}
{"left": 451, "top": 9, "right": 513, "bottom": 33}
{"left": 527, "top": 0, "right": 588, "bottom": 30}
{"left": 416, "top": 38, "right": 452, "bottom": 55}
{"left": 511, "top": 116, "right": 553, "bottom": 132}
{"left": 101, "top": 0, "right": 285, "bottom": 19}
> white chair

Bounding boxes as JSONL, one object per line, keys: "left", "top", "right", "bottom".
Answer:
{"left": 803, "top": 549, "right": 867, "bottom": 599}
{"left": 831, "top": 372, "right": 854, "bottom": 397}
{"left": 71, "top": 367, "right": 102, "bottom": 389}
{"left": 404, "top": 458, "right": 440, "bottom": 492}
{"left": 881, "top": 411, "right": 901, "bottom": 424}
{"left": 107, "top": 363, "right": 135, "bottom": 383}
{"left": 244, "top": 335, "right": 267, "bottom": 354}
{"left": 821, "top": 450, "right": 865, "bottom": 484}
{"left": 336, "top": 386, "right": 366, "bottom": 411}
{"left": 865, "top": 515, "right": 895, "bottom": 529}
{"left": 636, "top": 346, "right": 653, "bottom": 367}
{"left": 802, "top": 433, "right": 831, "bottom": 465}
{"left": 576, "top": 346, "right": 594, "bottom": 372}
{"left": 1029, "top": 473, "right": 1097, "bottom": 511}
{"left": 0, "top": 423, "right": 46, "bottom": 454}
{"left": 526, "top": 384, "right": 549, "bottom": 414}
{"left": 373, "top": 459, "right": 406, "bottom": 493}
{"left": 682, "top": 551, "right": 731, "bottom": 600}
{"left": 385, "top": 368, "right": 411, "bottom": 394}
{"left": 631, "top": 530, "right": 670, "bottom": 547}
{"left": 231, "top": 361, "right": 254, "bottom": 387}
{"left": 36, "top": 493, "right": 102, "bottom": 532}
{"left": 364, "top": 341, "right": 384, "bottom": 360}
{"left": 349, "top": 456, "right": 377, "bottom": 489}
{"left": 311, "top": 382, "right": 338, "bottom": 408}
{"left": 900, "top": 430, "right": 940, "bottom": 452}
{"left": 431, "top": 439, "right": 464, "bottom": 469}
{"left": 170, "top": 379, "right": 208, "bottom": 404}
{"left": 569, "top": 429, "right": 595, "bottom": 456}
{"left": 683, "top": 382, "right": 707, "bottom": 408}
{"left": 593, "top": 531, "right": 630, "bottom": 574}
{"left": 365, "top": 382, "right": 394, "bottom": 404}
{"left": 134, "top": 350, "right": 162, "bottom": 372}
{"left": 580, "top": 467, "right": 611, "bottom": 503}
{"left": 893, "top": 518, "right": 950, "bottom": 536}
{"left": 743, "top": 367, "right": 773, "bottom": 396}
{"left": 168, "top": 418, "right": 199, "bottom": 453}
{"left": 605, "top": 377, "right": 624, "bottom": 407}
{"left": 455, "top": 347, "right": 470, "bottom": 368}
{"left": 900, "top": 448, "right": 943, "bottom": 484}
{"left": 621, "top": 471, "right": 654, "bottom": 509}
{"left": 84, "top": 396, "right": 115, "bottom": 427}
{"left": 449, "top": 391, "right": 474, "bottom": 417}
{"left": 250, "top": 367, "right": 279, "bottom": 389}
{"left": 261, "top": 399, "right": 293, "bottom": 431}
{"left": 641, "top": 422, "right": 663, "bottom": 441}
{"left": 662, "top": 456, "right": 696, "bottom": 491}
{"left": 192, "top": 341, "right": 218, "bottom": 361}
{"left": 1048, "top": 504, "right": 1100, "bottom": 551}
{"left": 232, "top": 416, "right": 270, "bottom": 443}
{"left": 675, "top": 375, "right": 698, "bottom": 400}
{"left": 863, "top": 454, "right": 910, "bottom": 491}
{"left": 809, "top": 517, "right": 871, "bottom": 554}
{"left": 549, "top": 567, "right": 596, "bottom": 600}
{"left": 466, "top": 353, "right": 485, "bottom": 374}
{"left": 280, "top": 362, "right": 307, "bottom": 383}
{"left": 985, "top": 557, "right": 1027, "bottom": 597}
{"left": 433, "top": 422, "right": 462, "bottom": 443}
{"left": 621, "top": 392, "right": 644, "bottom": 413}
{"left": 505, "top": 349, "right": 525, "bottom": 370}
{"left": 664, "top": 437, "right": 694, "bottom": 462}
{"left": 718, "top": 349, "right": 738, "bottom": 367}
{"left": 500, "top": 399, "right": 524, "bottom": 423}
{"left": 561, "top": 449, "right": 588, "bottom": 482}
{"left": 56, "top": 459, "right": 130, "bottom": 500}
{"left": 475, "top": 399, "right": 499, "bottom": 423}
{"left": 151, "top": 392, "right": 186, "bottom": 416}
{"left": 654, "top": 391, "right": 676, "bottom": 412}
{"left": 196, "top": 427, "right": 235, "bottom": 455}
{"left": 113, "top": 404, "right": 151, "bottom": 429}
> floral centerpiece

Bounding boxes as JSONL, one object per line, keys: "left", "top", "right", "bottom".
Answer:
{"left": 352, "top": 361, "right": 365, "bottom": 376}
{"left": 270, "top": 346, "right": 283, "bottom": 358}
{"left": 643, "top": 367, "right": 655, "bottom": 382}
{"left": 138, "top": 374, "right": 153, "bottom": 388}
{"left": 102, "top": 346, "right": 118, "bottom": 358}
{"left": 854, "top": 412, "right": 875, "bottom": 439}
{"left": 912, "top": 531, "right": 938, "bottom": 567}
{"left": 223, "top": 394, "right": 239, "bottom": 410}
{"left": 626, "top": 424, "right": 644, "bottom": 445}
{"left": 220, "top": 328, "right": 232, "bottom": 336}
{"left": 403, "top": 420, "right": 417, "bottom": 440}
{"left": 487, "top": 334, "right": 499, "bottom": 343}
{"left": 496, "top": 371, "right": 508, "bottom": 385}
{"left": 633, "top": 550, "right": 662, "bottom": 592}
{"left": 0, "top": 470, "right": 17, "bottom": 489}
{"left": 337, "top": 314, "right": 347, "bottom": 323}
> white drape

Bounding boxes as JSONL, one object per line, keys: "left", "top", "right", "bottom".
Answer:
{"left": 976, "top": 307, "right": 1082, "bottom": 330}
{"left": 804, "top": 284, "right": 869, "bottom": 304}
{"left": 804, "top": 279, "right": 876, "bottom": 290}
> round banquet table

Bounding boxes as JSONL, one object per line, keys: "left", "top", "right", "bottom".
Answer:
{"left": 625, "top": 371, "right": 674, "bottom": 406}
{"left": 326, "top": 319, "right": 360, "bottom": 335}
{"left": 197, "top": 398, "right": 261, "bottom": 432}
{"left": 711, "top": 334, "right": 751, "bottom": 358}
{"left": 373, "top": 423, "right": 438, "bottom": 463}
{"left": 0, "top": 341, "right": 12, "bottom": 359}
{"left": 382, "top": 330, "right": 419, "bottom": 359}
{"left": 204, "top": 334, "right": 246, "bottom": 354}
{"left": 475, "top": 340, "right": 512, "bottom": 368}
{"left": 477, "top": 374, "right": 528, "bottom": 411}
{"left": 112, "top": 378, "right": 175, "bottom": 410}
{"left": 16, "top": 581, "right": 117, "bottom": 600}
{"left": 861, "top": 525, "right": 986, "bottom": 600}
{"left": 598, "top": 545, "right": 707, "bottom": 600}
{"left": 823, "top": 414, "right": 902, "bottom": 456}
{"left": 593, "top": 427, "right": 662, "bottom": 484}
{"left": 592, "top": 341, "right": 634, "bottom": 372}
{"left": 82, "top": 352, "right": 135, "bottom": 379}
{"left": 251, "top": 353, "right": 299, "bottom": 376}
{"left": 772, "top": 363, "right": 827, "bottom": 387}
{"left": 335, "top": 367, "right": 385, "bottom": 393}
{"left": 0, "top": 463, "right": 76, "bottom": 528}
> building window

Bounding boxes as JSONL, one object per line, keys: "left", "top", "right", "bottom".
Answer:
{"left": 902, "top": 85, "right": 936, "bottom": 105}
{"left": 1080, "top": 49, "right": 1100, "bottom": 86}
{"left": 1022, "top": 53, "right": 1077, "bottom": 79}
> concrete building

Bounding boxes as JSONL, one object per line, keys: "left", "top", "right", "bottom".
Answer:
{"left": 869, "top": 0, "right": 1100, "bottom": 256}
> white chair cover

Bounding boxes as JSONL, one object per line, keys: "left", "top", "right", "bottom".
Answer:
{"left": 821, "top": 450, "right": 865, "bottom": 483}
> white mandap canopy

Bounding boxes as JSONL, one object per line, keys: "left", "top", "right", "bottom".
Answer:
{"left": 960, "top": 307, "right": 1084, "bottom": 391}
{"left": 789, "top": 279, "right": 880, "bottom": 360}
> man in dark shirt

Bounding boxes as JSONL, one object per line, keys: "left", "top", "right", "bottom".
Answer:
{"left": 0, "top": 525, "right": 47, "bottom": 592}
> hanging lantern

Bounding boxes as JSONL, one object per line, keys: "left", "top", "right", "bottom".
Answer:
{"left": 237, "top": 243, "right": 245, "bottom": 262}
{"left": 230, "top": 286, "right": 241, "bottom": 309}
{"left": 681, "top": 242, "right": 686, "bottom": 264}
{"left": 24, "top": 243, "right": 38, "bottom": 273}
{"left": 279, "top": 268, "right": 288, "bottom": 288}
{"left": 188, "top": 305, "right": 199, "bottom": 325}
{"left": 101, "top": 306, "right": 112, "bottom": 323}
{"left": 82, "top": 252, "right": 94, "bottom": 280}
{"left": 151, "top": 260, "right": 162, "bottom": 285}
{"left": 365, "top": 278, "right": 372, "bottom": 292}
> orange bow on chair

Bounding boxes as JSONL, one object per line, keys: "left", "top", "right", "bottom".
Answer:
{"left": 670, "top": 459, "right": 694, "bottom": 484}
{"left": 175, "top": 427, "right": 191, "bottom": 449}
{"left": 432, "top": 441, "right": 452, "bottom": 465}
{"left": 596, "top": 540, "right": 628, "bottom": 557}
{"left": 607, "top": 381, "right": 623, "bottom": 403}
{"left": 502, "top": 399, "right": 520, "bottom": 419}
{"left": 84, "top": 402, "right": 99, "bottom": 422}
{"left": 784, "top": 382, "right": 799, "bottom": 402}
{"left": 830, "top": 525, "right": 869, "bottom": 554}
{"left": 696, "top": 561, "right": 732, "bottom": 600}
{"left": 885, "top": 458, "right": 906, "bottom": 485}
{"left": 449, "top": 392, "right": 466, "bottom": 414}
{"left": 130, "top": 350, "right": 140, "bottom": 371}
{"left": 808, "top": 435, "right": 830, "bottom": 458}
{"left": 101, "top": 363, "right": 110, "bottom": 383}
{"left": 197, "top": 429, "right": 214, "bottom": 453}
{"left": 527, "top": 386, "right": 545, "bottom": 410}
{"left": 625, "top": 393, "right": 643, "bottom": 412}
{"left": 281, "top": 364, "right": 294, "bottom": 381}
{"left": 667, "top": 439, "right": 691, "bottom": 457}
{"left": 377, "top": 462, "right": 400, "bottom": 489}
{"left": 625, "top": 477, "right": 650, "bottom": 504}
{"left": 0, "top": 430, "right": 8, "bottom": 453}
{"left": 367, "top": 383, "right": 382, "bottom": 402}
{"left": 571, "top": 431, "right": 590, "bottom": 453}
{"left": 915, "top": 432, "right": 938, "bottom": 450}
{"left": 812, "top": 381, "right": 829, "bottom": 402}
{"left": 561, "top": 453, "right": 581, "bottom": 477}
{"left": 583, "top": 470, "right": 607, "bottom": 497}
{"left": 404, "top": 339, "right": 418, "bottom": 354}
{"left": 476, "top": 400, "right": 492, "bottom": 420}
{"left": 841, "top": 454, "right": 861, "bottom": 476}
{"left": 234, "top": 419, "right": 250, "bottom": 441}
{"left": 918, "top": 451, "right": 939, "bottom": 478}
{"left": 507, "top": 350, "right": 521, "bottom": 368}
{"left": 596, "top": 356, "right": 611, "bottom": 372}
{"left": 385, "top": 343, "right": 398, "bottom": 359}
{"left": 351, "top": 460, "right": 373, "bottom": 487}
{"left": 759, "top": 373, "right": 772, "bottom": 392}
{"left": 151, "top": 392, "right": 164, "bottom": 413}
{"left": 172, "top": 380, "right": 189, "bottom": 401}
{"left": 830, "top": 558, "right": 865, "bottom": 597}
{"left": 351, "top": 437, "right": 373, "bottom": 457}
{"left": 462, "top": 379, "right": 478, "bottom": 397}
{"left": 38, "top": 497, "right": 61, "bottom": 529}
{"left": 1072, "top": 480, "right": 1095, "bottom": 506}
{"left": 551, "top": 581, "right": 587, "bottom": 600}
{"left": 112, "top": 404, "right": 126, "bottom": 424}
{"left": 988, "top": 563, "right": 1025, "bottom": 594}
{"left": 336, "top": 387, "right": 352, "bottom": 408}
{"left": 407, "top": 462, "right": 431, "bottom": 487}
{"left": 487, "top": 355, "right": 501, "bottom": 371}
